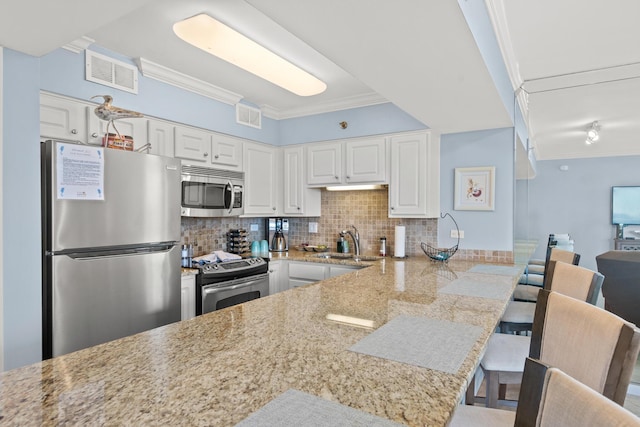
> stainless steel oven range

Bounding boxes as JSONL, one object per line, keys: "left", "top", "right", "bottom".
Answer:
{"left": 195, "top": 257, "right": 269, "bottom": 315}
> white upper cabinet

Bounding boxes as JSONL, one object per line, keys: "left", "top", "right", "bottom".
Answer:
{"left": 147, "top": 119, "right": 175, "bottom": 157}
{"left": 306, "top": 141, "right": 342, "bottom": 186}
{"left": 87, "top": 107, "right": 147, "bottom": 150}
{"left": 344, "top": 137, "right": 387, "bottom": 184}
{"left": 283, "top": 146, "right": 320, "bottom": 216}
{"left": 211, "top": 134, "right": 243, "bottom": 171}
{"left": 175, "top": 127, "right": 243, "bottom": 171}
{"left": 174, "top": 126, "right": 211, "bottom": 163}
{"left": 40, "top": 92, "right": 87, "bottom": 141}
{"left": 243, "top": 142, "right": 279, "bottom": 216}
{"left": 307, "top": 137, "right": 388, "bottom": 187}
{"left": 388, "top": 131, "right": 440, "bottom": 218}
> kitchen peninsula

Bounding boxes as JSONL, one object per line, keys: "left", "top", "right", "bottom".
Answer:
{"left": 0, "top": 255, "right": 527, "bottom": 426}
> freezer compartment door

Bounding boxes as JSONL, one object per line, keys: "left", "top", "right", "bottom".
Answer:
{"left": 49, "top": 245, "right": 180, "bottom": 358}
{"left": 43, "top": 141, "right": 181, "bottom": 251}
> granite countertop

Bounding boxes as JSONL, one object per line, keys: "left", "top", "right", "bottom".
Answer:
{"left": 0, "top": 254, "right": 529, "bottom": 426}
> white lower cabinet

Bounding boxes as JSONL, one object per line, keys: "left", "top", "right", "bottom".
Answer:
{"left": 181, "top": 274, "right": 196, "bottom": 321}
{"left": 277, "top": 261, "right": 363, "bottom": 293}
{"left": 388, "top": 131, "right": 440, "bottom": 218}
{"left": 268, "top": 260, "right": 282, "bottom": 295}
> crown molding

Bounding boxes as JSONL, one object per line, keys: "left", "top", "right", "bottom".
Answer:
{"left": 62, "top": 36, "right": 95, "bottom": 54}
{"left": 484, "top": 0, "right": 529, "bottom": 122}
{"left": 261, "top": 92, "right": 388, "bottom": 120}
{"left": 136, "top": 57, "right": 243, "bottom": 105}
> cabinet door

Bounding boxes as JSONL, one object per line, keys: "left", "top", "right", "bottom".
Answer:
{"left": 86, "top": 107, "right": 147, "bottom": 149}
{"left": 211, "top": 134, "right": 243, "bottom": 170}
{"left": 243, "top": 143, "right": 278, "bottom": 216}
{"left": 40, "top": 93, "right": 87, "bottom": 141}
{"left": 181, "top": 274, "right": 196, "bottom": 321}
{"left": 307, "top": 142, "right": 342, "bottom": 186}
{"left": 147, "top": 120, "right": 175, "bottom": 157}
{"left": 174, "top": 126, "right": 212, "bottom": 162}
{"left": 328, "top": 265, "right": 362, "bottom": 278}
{"left": 283, "top": 146, "right": 304, "bottom": 214}
{"left": 389, "top": 132, "right": 440, "bottom": 218}
{"left": 283, "top": 146, "right": 321, "bottom": 216}
{"left": 345, "top": 137, "right": 387, "bottom": 184}
{"left": 268, "top": 260, "right": 282, "bottom": 295}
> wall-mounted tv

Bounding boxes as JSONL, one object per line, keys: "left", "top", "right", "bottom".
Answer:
{"left": 612, "top": 186, "right": 640, "bottom": 225}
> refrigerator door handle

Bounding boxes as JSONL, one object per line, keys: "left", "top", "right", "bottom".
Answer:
{"left": 61, "top": 243, "right": 177, "bottom": 260}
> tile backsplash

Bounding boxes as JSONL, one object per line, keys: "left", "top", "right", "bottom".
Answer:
{"left": 181, "top": 187, "right": 513, "bottom": 263}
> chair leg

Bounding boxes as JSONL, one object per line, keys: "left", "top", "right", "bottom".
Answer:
{"left": 498, "top": 383, "right": 507, "bottom": 400}
{"left": 485, "top": 371, "right": 499, "bottom": 408}
{"left": 465, "top": 373, "right": 476, "bottom": 405}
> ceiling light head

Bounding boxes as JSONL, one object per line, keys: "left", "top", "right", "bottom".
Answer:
{"left": 585, "top": 121, "right": 600, "bottom": 145}
{"left": 173, "top": 14, "right": 327, "bottom": 97}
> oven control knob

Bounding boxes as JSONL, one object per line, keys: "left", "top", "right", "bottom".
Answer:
{"left": 213, "top": 264, "right": 218, "bottom": 269}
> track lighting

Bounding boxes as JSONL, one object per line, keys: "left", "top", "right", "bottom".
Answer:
{"left": 585, "top": 121, "right": 600, "bottom": 145}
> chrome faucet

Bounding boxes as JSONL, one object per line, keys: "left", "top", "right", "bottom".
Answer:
{"left": 340, "top": 225, "right": 360, "bottom": 259}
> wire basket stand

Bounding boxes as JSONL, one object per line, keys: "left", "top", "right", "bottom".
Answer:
{"left": 421, "top": 212, "right": 459, "bottom": 262}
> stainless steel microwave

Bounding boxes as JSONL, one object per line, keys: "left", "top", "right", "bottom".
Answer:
{"left": 181, "top": 165, "right": 244, "bottom": 217}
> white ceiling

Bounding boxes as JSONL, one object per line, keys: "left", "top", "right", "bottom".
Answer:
{"left": 488, "top": 0, "right": 640, "bottom": 161}
{"left": 2, "top": 1, "right": 637, "bottom": 162}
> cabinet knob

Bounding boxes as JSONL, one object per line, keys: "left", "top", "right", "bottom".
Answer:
{"left": 70, "top": 129, "right": 77, "bottom": 135}
{"left": 272, "top": 207, "right": 276, "bottom": 211}
{"left": 91, "top": 132, "right": 99, "bottom": 138}
{"left": 269, "top": 269, "right": 274, "bottom": 273}
{"left": 334, "top": 175, "right": 339, "bottom": 180}
{"left": 346, "top": 176, "right": 350, "bottom": 180}
{"left": 214, "top": 154, "right": 219, "bottom": 159}
{"left": 391, "top": 207, "right": 395, "bottom": 210}
{"left": 297, "top": 206, "right": 301, "bottom": 210}
{"left": 203, "top": 152, "right": 209, "bottom": 157}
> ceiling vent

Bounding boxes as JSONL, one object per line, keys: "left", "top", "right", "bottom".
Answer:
{"left": 236, "top": 103, "right": 262, "bottom": 129}
{"left": 85, "top": 50, "right": 138, "bottom": 94}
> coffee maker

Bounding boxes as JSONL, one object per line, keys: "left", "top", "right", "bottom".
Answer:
{"left": 266, "top": 218, "right": 289, "bottom": 252}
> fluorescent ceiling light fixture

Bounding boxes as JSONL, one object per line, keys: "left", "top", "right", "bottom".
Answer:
{"left": 326, "top": 313, "right": 375, "bottom": 329}
{"left": 585, "top": 121, "right": 600, "bottom": 145}
{"left": 326, "top": 184, "right": 386, "bottom": 191}
{"left": 173, "top": 14, "right": 327, "bottom": 97}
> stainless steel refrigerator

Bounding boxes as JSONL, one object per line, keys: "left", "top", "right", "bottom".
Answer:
{"left": 41, "top": 140, "right": 182, "bottom": 359}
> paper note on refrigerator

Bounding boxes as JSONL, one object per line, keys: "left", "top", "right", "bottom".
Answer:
{"left": 56, "top": 142, "right": 105, "bottom": 200}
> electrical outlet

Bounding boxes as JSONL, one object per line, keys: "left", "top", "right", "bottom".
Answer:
{"left": 309, "top": 222, "right": 318, "bottom": 233}
{"left": 451, "top": 229, "right": 465, "bottom": 238}
{"left": 250, "top": 223, "right": 259, "bottom": 231}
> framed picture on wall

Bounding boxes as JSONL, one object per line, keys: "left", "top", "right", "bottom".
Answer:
{"left": 454, "top": 166, "right": 495, "bottom": 211}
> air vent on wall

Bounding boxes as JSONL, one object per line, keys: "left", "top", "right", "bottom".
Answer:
{"left": 236, "top": 103, "right": 262, "bottom": 129}
{"left": 85, "top": 50, "right": 138, "bottom": 94}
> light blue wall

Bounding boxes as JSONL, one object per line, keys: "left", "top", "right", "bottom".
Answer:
{"left": 40, "top": 47, "right": 281, "bottom": 145}
{"left": 518, "top": 156, "right": 640, "bottom": 271}
{"left": 2, "top": 49, "right": 42, "bottom": 369}
{"left": 438, "top": 128, "right": 514, "bottom": 250}
{"left": 279, "top": 103, "right": 426, "bottom": 144}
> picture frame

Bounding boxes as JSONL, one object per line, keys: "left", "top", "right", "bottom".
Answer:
{"left": 454, "top": 166, "right": 495, "bottom": 211}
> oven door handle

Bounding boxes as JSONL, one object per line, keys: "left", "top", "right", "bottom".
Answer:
{"left": 202, "top": 273, "right": 269, "bottom": 295}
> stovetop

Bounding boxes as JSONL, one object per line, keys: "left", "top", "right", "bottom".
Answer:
{"left": 196, "top": 257, "right": 266, "bottom": 275}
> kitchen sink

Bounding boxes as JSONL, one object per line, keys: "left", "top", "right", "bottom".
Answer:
{"left": 313, "top": 253, "right": 381, "bottom": 262}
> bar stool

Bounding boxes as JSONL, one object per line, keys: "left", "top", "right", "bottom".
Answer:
{"left": 450, "top": 358, "right": 640, "bottom": 426}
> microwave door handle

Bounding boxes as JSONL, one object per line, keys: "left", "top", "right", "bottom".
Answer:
{"left": 227, "top": 180, "right": 235, "bottom": 214}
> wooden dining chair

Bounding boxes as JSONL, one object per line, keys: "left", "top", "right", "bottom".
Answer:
{"left": 470, "top": 289, "right": 640, "bottom": 408}
{"left": 451, "top": 358, "right": 640, "bottom": 426}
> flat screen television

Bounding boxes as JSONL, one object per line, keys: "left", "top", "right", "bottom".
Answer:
{"left": 612, "top": 186, "right": 640, "bottom": 225}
